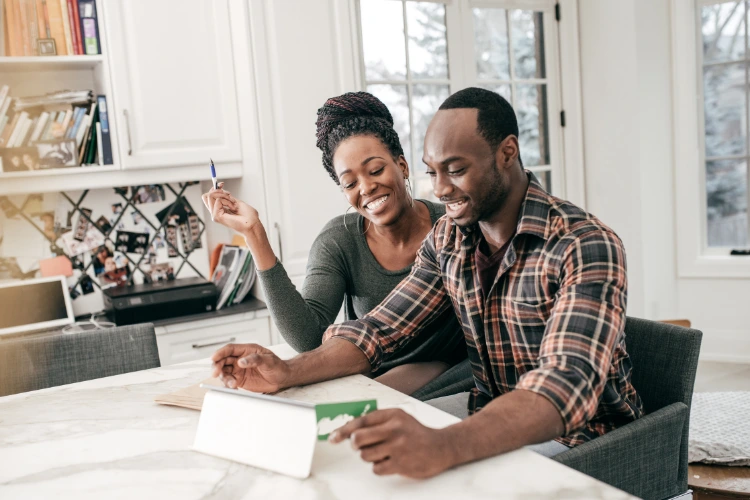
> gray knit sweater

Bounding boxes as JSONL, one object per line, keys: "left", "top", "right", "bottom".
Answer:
{"left": 256, "top": 200, "right": 465, "bottom": 372}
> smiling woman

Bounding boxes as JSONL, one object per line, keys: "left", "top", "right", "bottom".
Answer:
{"left": 203, "top": 92, "right": 469, "bottom": 398}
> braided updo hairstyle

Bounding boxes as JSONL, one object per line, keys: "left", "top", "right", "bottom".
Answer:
{"left": 315, "top": 92, "right": 405, "bottom": 185}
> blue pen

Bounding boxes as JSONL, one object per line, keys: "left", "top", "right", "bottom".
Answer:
{"left": 210, "top": 158, "right": 218, "bottom": 190}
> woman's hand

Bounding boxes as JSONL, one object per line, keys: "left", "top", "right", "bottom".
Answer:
{"left": 202, "top": 182, "right": 260, "bottom": 237}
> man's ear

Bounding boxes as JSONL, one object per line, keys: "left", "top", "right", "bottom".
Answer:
{"left": 496, "top": 135, "right": 520, "bottom": 168}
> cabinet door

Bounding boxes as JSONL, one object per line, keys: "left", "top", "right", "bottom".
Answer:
{"left": 104, "top": 0, "right": 241, "bottom": 169}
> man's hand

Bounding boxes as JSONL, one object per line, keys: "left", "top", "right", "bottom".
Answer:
{"left": 211, "top": 343, "right": 291, "bottom": 393}
{"left": 329, "top": 408, "right": 457, "bottom": 479}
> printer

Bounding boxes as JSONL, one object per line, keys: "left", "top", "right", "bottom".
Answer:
{"left": 103, "top": 277, "right": 218, "bottom": 325}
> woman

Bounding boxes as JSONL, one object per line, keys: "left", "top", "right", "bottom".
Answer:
{"left": 203, "top": 92, "right": 468, "bottom": 397}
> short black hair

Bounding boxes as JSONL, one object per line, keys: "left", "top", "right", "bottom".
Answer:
{"left": 439, "top": 87, "right": 519, "bottom": 154}
{"left": 315, "top": 92, "right": 404, "bottom": 185}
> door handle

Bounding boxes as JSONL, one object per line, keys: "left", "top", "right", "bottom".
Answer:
{"left": 123, "top": 108, "right": 133, "bottom": 155}
{"left": 192, "top": 337, "right": 236, "bottom": 349}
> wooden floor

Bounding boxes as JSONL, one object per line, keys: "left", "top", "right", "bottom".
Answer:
{"left": 690, "top": 361, "right": 750, "bottom": 499}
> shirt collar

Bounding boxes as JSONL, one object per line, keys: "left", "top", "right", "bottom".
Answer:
{"left": 454, "top": 170, "right": 551, "bottom": 245}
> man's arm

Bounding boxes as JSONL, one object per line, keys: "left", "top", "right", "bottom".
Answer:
{"left": 212, "top": 223, "right": 451, "bottom": 392}
{"left": 332, "top": 225, "right": 627, "bottom": 477}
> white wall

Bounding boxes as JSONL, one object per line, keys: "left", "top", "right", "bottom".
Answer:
{"left": 578, "top": 0, "right": 750, "bottom": 362}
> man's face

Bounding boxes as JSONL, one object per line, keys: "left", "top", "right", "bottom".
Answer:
{"left": 423, "top": 109, "right": 514, "bottom": 227}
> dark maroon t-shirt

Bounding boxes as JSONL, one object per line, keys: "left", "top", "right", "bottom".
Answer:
{"left": 475, "top": 236, "right": 514, "bottom": 297}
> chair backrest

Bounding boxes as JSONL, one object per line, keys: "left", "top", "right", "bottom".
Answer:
{"left": 0, "top": 323, "right": 160, "bottom": 397}
{"left": 624, "top": 316, "right": 702, "bottom": 488}
{"left": 625, "top": 317, "right": 702, "bottom": 414}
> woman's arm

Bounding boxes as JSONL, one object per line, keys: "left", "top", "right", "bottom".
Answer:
{"left": 203, "top": 187, "right": 348, "bottom": 352}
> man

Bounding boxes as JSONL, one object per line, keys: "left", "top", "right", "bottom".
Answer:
{"left": 211, "top": 88, "right": 643, "bottom": 479}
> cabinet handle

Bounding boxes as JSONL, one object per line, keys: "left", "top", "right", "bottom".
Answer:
{"left": 123, "top": 108, "right": 133, "bottom": 155}
{"left": 274, "top": 222, "right": 283, "bottom": 263}
{"left": 192, "top": 337, "right": 236, "bottom": 349}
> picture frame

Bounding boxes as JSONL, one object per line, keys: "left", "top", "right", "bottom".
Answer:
{"left": 37, "top": 139, "right": 78, "bottom": 168}
{"left": 37, "top": 38, "right": 57, "bottom": 56}
{"left": 0, "top": 147, "right": 40, "bottom": 172}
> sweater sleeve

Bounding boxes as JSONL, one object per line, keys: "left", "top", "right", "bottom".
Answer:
{"left": 255, "top": 227, "right": 349, "bottom": 353}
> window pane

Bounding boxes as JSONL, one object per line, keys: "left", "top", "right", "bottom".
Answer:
{"left": 473, "top": 8, "right": 510, "bottom": 80}
{"left": 478, "top": 83, "right": 512, "bottom": 102}
{"left": 367, "top": 84, "right": 411, "bottom": 168}
{"left": 703, "top": 63, "right": 747, "bottom": 157}
{"left": 411, "top": 84, "right": 450, "bottom": 200}
{"left": 406, "top": 2, "right": 448, "bottom": 79}
{"left": 516, "top": 84, "right": 550, "bottom": 167}
{"left": 701, "top": 1, "right": 746, "bottom": 64}
{"left": 706, "top": 158, "right": 748, "bottom": 247}
{"left": 361, "top": 0, "right": 406, "bottom": 81}
{"left": 531, "top": 169, "right": 552, "bottom": 193}
{"left": 511, "top": 10, "right": 546, "bottom": 79}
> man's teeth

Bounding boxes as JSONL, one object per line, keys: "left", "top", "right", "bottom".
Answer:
{"left": 366, "top": 196, "right": 388, "bottom": 210}
{"left": 448, "top": 200, "right": 465, "bottom": 211}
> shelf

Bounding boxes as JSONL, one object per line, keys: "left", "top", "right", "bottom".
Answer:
{"left": 0, "top": 55, "right": 105, "bottom": 71}
{"left": 0, "top": 161, "right": 243, "bottom": 195}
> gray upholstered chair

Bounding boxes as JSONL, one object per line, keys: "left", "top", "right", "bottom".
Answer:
{"left": 0, "top": 323, "right": 160, "bottom": 397}
{"left": 553, "top": 317, "right": 703, "bottom": 500}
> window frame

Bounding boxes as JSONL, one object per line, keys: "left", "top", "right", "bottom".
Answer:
{"left": 673, "top": 0, "right": 750, "bottom": 277}
{"left": 350, "top": 0, "right": 586, "bottom": 205}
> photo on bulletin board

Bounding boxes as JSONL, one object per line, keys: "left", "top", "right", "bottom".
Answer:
{"left": 100, "top": 255, "right": 132, "bottom": 288}
{"left": 91, "top": 241, "right": 115, "bottom": 277}
{"left": 131, "top": 185, "right": 166, "bottom": 204}
{"left": 37, "top": 139, "right": 78, "bottom": 168}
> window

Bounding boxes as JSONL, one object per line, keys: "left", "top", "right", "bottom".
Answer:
{"left": 699, "top": 1, "right": 750, "bottom": 248}
{"left": 357, "top": 0, "right": 563, "bottom": 201}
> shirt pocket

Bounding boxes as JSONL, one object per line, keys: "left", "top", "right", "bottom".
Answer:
{"left": 503, "top": 296, "right": 555, "bottom": 328}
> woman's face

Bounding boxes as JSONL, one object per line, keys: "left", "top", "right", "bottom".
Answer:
{"left": 333, "top": 135, "right": 411, "bottom": 227}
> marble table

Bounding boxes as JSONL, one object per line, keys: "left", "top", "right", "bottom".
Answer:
{"left": 0, "top": 345, "right": 636, "bottom": 499}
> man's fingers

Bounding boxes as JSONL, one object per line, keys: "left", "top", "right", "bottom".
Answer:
{"left": 237, "top": 351, "right": 278, "bottom": 369}
{"left": 330, "top": 409, "right": 398, "bottom": 443}
{"left": 358, "top": 442, "right": 392, "bottom": 463}
{"left": 211, "top": 343, "right": 265, "bottom": 363}
{"left": 372, "top": 458, "right": 396, "bottom": 476}
{"left": 349, "top": 423, "right": 393, "bottom": 450}
{"left": 219, "top": 373, "right": 237, "bottom": 388}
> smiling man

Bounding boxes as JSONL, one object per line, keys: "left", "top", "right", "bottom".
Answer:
{"left": 211, "top": 87, "right": 643, "bottom": 479}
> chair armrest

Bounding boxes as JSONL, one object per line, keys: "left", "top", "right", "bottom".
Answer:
{"left": 553, "top": 402, "right": 688, "bottom": 500}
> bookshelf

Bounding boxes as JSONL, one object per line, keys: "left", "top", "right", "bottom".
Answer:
{"left": 0, "top": 0, "right": 256, "bottom": 196}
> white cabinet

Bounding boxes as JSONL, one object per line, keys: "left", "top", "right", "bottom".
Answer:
{"left": 155, "top": 310, "right": 271, "bottom": 366}
{"left": 104, "top": 0, "right": 242, "bottom": 170}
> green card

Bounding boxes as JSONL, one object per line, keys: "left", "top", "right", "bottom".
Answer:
{"left": 315, "top": 400, "right": 377, "bottom": 440}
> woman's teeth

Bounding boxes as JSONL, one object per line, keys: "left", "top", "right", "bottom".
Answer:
{"left": 366, "top": 195, "right": 388, "bottom": 211}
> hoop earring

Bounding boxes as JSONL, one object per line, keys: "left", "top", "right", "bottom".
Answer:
{"left": 405, "top": 178, "right": 414, "bottom": 207}
{"left": 343, "top": 205, "right": 372, "bottom": 235}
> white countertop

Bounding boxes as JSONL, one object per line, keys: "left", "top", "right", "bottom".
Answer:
{"left": 0, "top": 344, "right": 635, "bottom": 499}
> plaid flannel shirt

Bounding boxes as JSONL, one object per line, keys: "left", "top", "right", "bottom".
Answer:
{"left": 323, "top": 172, "right": 643, "bottom": 446}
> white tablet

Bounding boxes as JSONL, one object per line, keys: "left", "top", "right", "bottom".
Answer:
{"left": 0, "top": 276, "right": 75, "bottom": 335}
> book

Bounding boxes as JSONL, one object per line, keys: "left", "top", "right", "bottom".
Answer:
{"left": 0, "top": 116, "right": 9, "bottom": 138}
{"left": 59, "top": 0, "right": 74, "bottom": 55}
{"left": 65, "top": 107, "right": 86, "bottom": 139}
{"left": 211, "top": 246, "right": 247, "bottom": 310}
{"left": 7, "top": 0, "right": 21, "bottom": 56}
{"left": 95, "top": 121, "right": 102, "bottom": 165}
{"left": 44, "top": 0, "right": 68, "bottom": 55}
{"left": 0, "top": 96, "right": 12, "bottom": 125}
{"left": 96, "top": 95, "right": 112, "bottom": 164}
{"left": 77, "top": 0, "right": 98, "bottom": 54}
{"left": 19, "top": 116, "right": 37, "bottom": 146}
{"left": 41, "top": 111, "right": 58, "bottom": 140}
{"left": 0, "top": 85, "right": 9, "bottom": 106}
{"left": 70, "top": 0, "right": 82, "bottom": 54}
{"left": 7, "top": 111, "right": 29, "bottom": 147}
{"left": 0, "top": 113, "right": 21, "bottom": 146}
{"left": 232, "top": 253, "right": 257, "bottom": 305}
{"left": 83, "top": 103, "right": 98, "bottom": 164}
{"left": 27, "top": 0, "right": 38, "bottom": 55}
{"left": 29, "top": 111, "right": 50, "bottom": 143}
{"left": 18, "top": 0, "right": 30, "bottom": 56}
{"left": 59, "top": 108, "right": 73, "bottom": 133}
